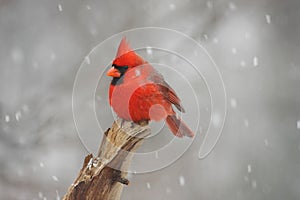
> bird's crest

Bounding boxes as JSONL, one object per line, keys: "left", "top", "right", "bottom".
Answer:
{"left": 116, "top": 37, "right": 133, "bottom": 58}
{"left": 113, "top": 37, "right": 145, "bottom": 67}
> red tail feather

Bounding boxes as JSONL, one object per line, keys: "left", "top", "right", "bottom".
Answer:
{"left": 166, "top": 115, "right": 194, "bottom": 138}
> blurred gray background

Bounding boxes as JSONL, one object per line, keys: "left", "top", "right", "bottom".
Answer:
{"left": 1, "top": 0, "right": 300, "bottom": 199}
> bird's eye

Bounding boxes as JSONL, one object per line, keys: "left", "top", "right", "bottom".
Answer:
{"left": 112, "top": 64, "right": 128, "bottom": 74}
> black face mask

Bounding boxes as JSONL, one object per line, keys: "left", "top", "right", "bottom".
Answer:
{"left": 111, "top": 64, "right": 128, "bottom": 85}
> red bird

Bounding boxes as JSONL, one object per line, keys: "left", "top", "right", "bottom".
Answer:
{"left": 107, "top": 38, "right": 194, "bottom": 138}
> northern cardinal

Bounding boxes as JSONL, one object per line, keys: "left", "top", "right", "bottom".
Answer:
{"left": 107, "top": 38, "right": 194, "bottom": 138}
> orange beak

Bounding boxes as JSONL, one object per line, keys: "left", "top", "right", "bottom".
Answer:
{"left": 107, "top": 67, "right": 121, "bottom": 77}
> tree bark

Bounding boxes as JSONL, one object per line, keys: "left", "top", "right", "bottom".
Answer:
{"left": 63, "top": 118, "right": 150, "bottom": 200}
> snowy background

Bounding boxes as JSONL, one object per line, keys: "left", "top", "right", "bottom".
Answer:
{"left": 1, "top": 0, "right": 300, "bottom": 199}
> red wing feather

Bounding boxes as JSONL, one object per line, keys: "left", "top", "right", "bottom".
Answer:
{"left": 148, "top": 70, "right": 185, "bottom": 113}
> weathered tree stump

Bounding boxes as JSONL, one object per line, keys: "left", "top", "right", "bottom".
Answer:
{"left": 63, "top": 118, "right": 150, "bottom": 200}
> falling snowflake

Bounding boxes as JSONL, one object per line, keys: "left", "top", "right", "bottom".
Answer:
{"left": 146, "top": 182, "right": 151, "bottom": 189}
{"left": 231, "top": 48, "right": 237, "bottom": 55}
{"left": 230, "top": 98, "right": 237, "bottom": 108}
{"left": 4, "top": 115, "right": 10, "bottom": 122}
{"left": 251, "top": 180, "right": 257, "bottom": 189}
{"left": 265, "top": 14, "right": 271, "bottom": 24}
{"left": 247, "top": 164, "right": 252, "bottom": 173}
{"left": 213, "top": 37, "right": 219, "bottom": 44}
{"left": 58, "top": 4, "right": 63, "bottom": 12}
{"left": 15, "top": 111, "right": 22, "bottom": 121}
{"left": 166, "top": 187, "right": 172, "bottom": 195}
{"left": 206, "top": 1, "right": 213, "bottom": 9}
{"left": 253, "top": 56, "right": 258, "bottom": 67}
{"left": 52, "top": 176, "right": 59, "bottom": 182}
{"left": 169, "top": 3, "right": 176, "bottom": 10}
{"left": 212, "top": 113, "right": 221, "bottom": 127}
{"left": 146, "top": 47, "right": 153, "bottom": 55}
{"left": 38, "top": 192, "right": 43, "bottom": 198}
{"left": 179, "top": 176, "right": 185, "bottom": 186}
{"left": 56, "top": 190, "right": 60, "bottom": 200}
{"left": 228, "top": 2, "right": 237, "bottom": 11}
{"left": 264, "top": 139, "right": 269, "bottom": 146}
{"left": 85, "top": 56, "right": 91, "bottom": 64}
{"left": 11, "top": 47, "right": 24, "bottom": 64}
{"left": 22, "top": 104, "right": 29, "bottom": 112}
{"left": 50, "top": 53, "right": 56, "bottom": 61}
{"left": 240, "top": 60, "right": 246, "bottom": 67}
{"left": 244, "top": 119, "right": 249, "bottom": 127}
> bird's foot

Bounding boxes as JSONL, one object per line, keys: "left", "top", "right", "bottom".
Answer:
{"left": 136, "top": 120, "right": 149, "bottom": 126}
